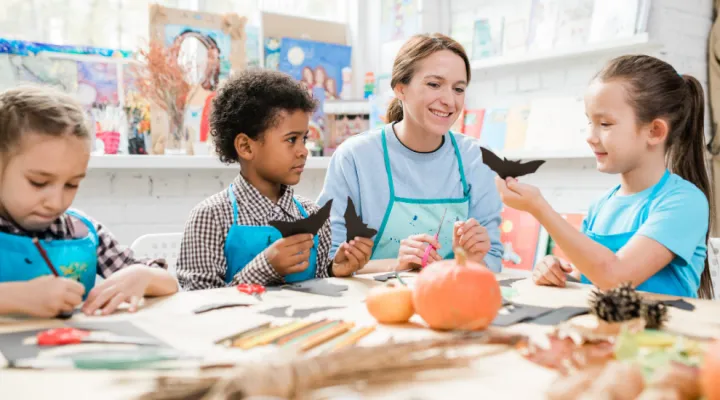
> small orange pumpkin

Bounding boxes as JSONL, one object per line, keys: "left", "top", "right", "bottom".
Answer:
{"left": 701, "top": 339, "right": 720, "bottom": 400}
{"left": 366, "top": 282, "right": 415, "bottom": 324}
{"left": 412, "top": 247, "right": 502, "bottom": 330}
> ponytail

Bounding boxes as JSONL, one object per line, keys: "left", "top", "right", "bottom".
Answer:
{"left": 676, "top": 75, "right": 714, "bottom": 299}
{"left": 386, "top": 98, "right": 403, "bottom": 123}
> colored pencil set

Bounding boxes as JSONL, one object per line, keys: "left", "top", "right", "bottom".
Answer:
{"left": 215, "top": 320, "right": 376, "bottom": 353}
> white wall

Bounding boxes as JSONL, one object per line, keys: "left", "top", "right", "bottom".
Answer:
{"left": 73, "top": 0, "right": 715, "bottom": 245}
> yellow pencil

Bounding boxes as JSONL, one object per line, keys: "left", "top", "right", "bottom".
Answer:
{"left": 236, "top": 320, "right": 313, "bottom": 349}
{"left": 299, "top": 321, "right": 355, "bottom": 352}
{"left": 330, "top": 325, "right": 376, "bottom": 352}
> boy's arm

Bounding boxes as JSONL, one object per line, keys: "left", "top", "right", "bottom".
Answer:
{"left": 176, "top": 205, "right": 232, "bottom": 290}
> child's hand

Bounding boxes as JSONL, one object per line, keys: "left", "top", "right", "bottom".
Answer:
{"left": 533, "top": 255, "right": 574, "bottom": 288}
{"left": 494, "top": 176, "right": 546, "bottom": 215}
{"left": 332, "top": 237, "right": 374, "bottom": 277}
{"left": 82, "top": 265, "right": 152, "bottom": 316}
{"left": 265, "top": 234, "right": 314, "bottom": 276}
{"left": 16, "top": 276, "right": 84, "bottom": 318}
{"left": 453, "top": 218, "right": 490, "bottom": 261}
{"left": 397, "top": 234, "right": 442, "bottom": 270}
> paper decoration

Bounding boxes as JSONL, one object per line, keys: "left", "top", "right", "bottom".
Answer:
{"left": 344, "top": 197, "right": 378, "bottom": 242}
{"left": 480, "top": 147, "right": 545, "bottom": 179}
{"left": 268, "top": 200, "right": 333, "bottom": 238}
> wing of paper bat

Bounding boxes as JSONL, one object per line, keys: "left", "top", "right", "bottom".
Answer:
{"left": 268, "top": 199, "right": 333, "bottom": 238}
{"left": 344, "top": 197, "right": 377, "bottom": 242}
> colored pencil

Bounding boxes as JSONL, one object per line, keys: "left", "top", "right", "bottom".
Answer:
{"left": 32, "top": 237, "right": 59, "bottom": 276}
{"left": 237, "top": 320, "right": 314, "bottom": 349}
{"left": 330, "top": 325, "right": 376, "bottom": 352}
{"left": 281, "top": 320, "right": 342, "bottom": 347}
{"left": 214, "top": 322, "right": 272, "bottom": 346}
{"left": 299, "top": 321, "right": 355, "bottom": 352}
{"left": 271, "top": 319, "right": 331, "bottom": 345}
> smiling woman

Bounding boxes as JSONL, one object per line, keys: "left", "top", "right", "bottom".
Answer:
{"left": 317, "top": 33, "right": 504, "bottom": 274}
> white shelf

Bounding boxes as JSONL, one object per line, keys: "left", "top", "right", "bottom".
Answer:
{"left": 470, "top": 33, "right": 657, "bottom": 71}
{"left": 87, "top": 155, "right": 332, "bottom": 170}
{"left": 323, "top": 100, "right": 370, "bottom": 115}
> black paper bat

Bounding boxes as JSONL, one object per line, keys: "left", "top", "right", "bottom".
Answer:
{"left": 480, "top": 146, "right": 546, "bottom": 179}
{"left": 344, "top": 197, "right": 377, "bottom": 242}
{"left": 268, "top": 199, "right": 333, "bottom": 237}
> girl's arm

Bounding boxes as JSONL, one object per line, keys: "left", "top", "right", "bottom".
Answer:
{"left": 497, "top": 178, "right": 707, "bottom": 290}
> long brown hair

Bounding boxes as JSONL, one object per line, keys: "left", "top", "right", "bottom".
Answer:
{"left": 386, "top": 33, "right": 471, "bottom": 123}
{"left": 596, "top": 55, "right": 714, "bottom": 299}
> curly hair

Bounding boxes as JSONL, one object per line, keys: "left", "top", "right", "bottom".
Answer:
{"left": 210, "top": 69, "right": 317, "bottom": 164}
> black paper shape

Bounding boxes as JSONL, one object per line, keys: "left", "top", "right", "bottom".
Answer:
{"left": 193, "top": 302, "right": 252, "bottom": 314}
{"left": 344, "top": 197, "right": 377, "bottom": 242}
{"left": 531, "top": 307, "right": 590, "bottom": 325}
{"left": 268, "top": 199, "right": 333, "bottom": 238}
{"left": 661, "top": 299, "right": 696, "bottom": 311}
{"left": 480, "top": 147, "right": 546, "bottom": 179}
{"left": 498, "top": 278, "right": 524, "bottom": 287}
{"left": 492, "top": 303, "right": 554, "bottom": 327}
{"left": 265, "top": 279, "right": 348, "bottom": 297}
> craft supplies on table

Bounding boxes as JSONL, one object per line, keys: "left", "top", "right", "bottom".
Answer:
{"left": 236, "top": 283, "right": 266, "bottom": 301}
{"left": 36, "top": 327, "right": 160, "bottom": 346}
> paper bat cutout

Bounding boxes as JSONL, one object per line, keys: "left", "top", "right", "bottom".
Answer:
{"left": 268, "top": 199, "right": 333, "bottom": 238}
{"left": 480, "top": 146, "right": 546, "bottom": 179}
{"left": 344, "top": 197, "right": 377, "bottom": 242}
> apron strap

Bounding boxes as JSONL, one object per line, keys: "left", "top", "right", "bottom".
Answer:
{"left": 65, "top": 210, "right": 99, "bottom": 240}
{"left": 380, "top": 126, "right": 395, "bottom": 198}
{"left": 293, "top": 198, "right": 309, "bottom": 218}
{"left": 639, "top": 170, "right": 671, "bottom": 221}
{"left": 228, "top": 185, "right": 240, "bottom": 225}
{"left": 448, "top": 133, "right": 469, "bottom": 195}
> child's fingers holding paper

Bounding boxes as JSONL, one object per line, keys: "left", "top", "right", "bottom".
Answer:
{"left": 101, "top": 292, "right": 127, "bottom": 315}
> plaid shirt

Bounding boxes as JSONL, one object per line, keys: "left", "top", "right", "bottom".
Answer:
{"left": 0, "top": 210, "right": 166, "bottom": 277}
{"left": 176, "top": 174, "right": 333, "bottom": 291}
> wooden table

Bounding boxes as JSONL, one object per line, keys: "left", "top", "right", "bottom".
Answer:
{"left": 0, "top": 267, "right": 718, "bottom": 400}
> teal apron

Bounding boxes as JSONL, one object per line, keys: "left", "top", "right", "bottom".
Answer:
{"left": 0, "top": 210, "right": 99, "bottom": 300}
{"left": 223, "top": 186, "right": 318, "bottom": 284}
{"left": 371, "top": 126, "right": 470, "bottom": 260}
{"left": 581, "top": 170, "right": 694, "bottom": 297}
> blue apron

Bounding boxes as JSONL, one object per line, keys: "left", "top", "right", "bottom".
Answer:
{"left": 0, "top": 210, "right": 99, "bottom": 300}
{"left": 371, "top": 126, "right": 470, "bottom": 260}
{"left": 581, "top": 170, "right": 694, "bottom": 297}
{"left": 223, "top": 186, "right": 318, "bottom": 284}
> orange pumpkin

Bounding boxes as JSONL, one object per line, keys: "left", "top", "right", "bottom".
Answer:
{"left": 366, "top": 282, "right": 415, "bottom": 324}
{"left": 701, "top": 339, "right": 720, "bottom": 400}
{"left": 412, "top": 247, "right": 502, "bottom": 330}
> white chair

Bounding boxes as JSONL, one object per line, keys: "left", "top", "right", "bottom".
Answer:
{"left": 130, "top": 233, "right": 183, "bottom": 277}
{"left": 708, "top": 238, "right": 720, "bottom": 299}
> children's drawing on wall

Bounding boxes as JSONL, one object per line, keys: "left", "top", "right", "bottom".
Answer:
{"left": 245, "top": 26, "right": 261, "bottom": 69}
{"left": 0, "top": 53, "right": 78, "bottom": 93}
{"left": 76, "top": 61, "right": 119, "bottom": 106}
{"left": 380, "top": 0, "right": 420, "bottom": 42}
{"left": 164, "top": 25, "right": 228, "bottom": 154}
{"left": 264, "top": 38, "right": 281, "bottom": 70}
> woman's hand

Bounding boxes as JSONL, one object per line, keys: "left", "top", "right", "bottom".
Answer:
{"left": 533, "top": 255, "right": 575, "bottom": 288}
{"left": 332, "top": 237, "right": 374, "bottom": 277}
{"left": 397, "top": 234, "right": 441, "bottom": 270}
{"left": 494, "top": 176, "right": 547, "bottom": 215}
{"left": 453, "top": 218, "right": 490, "bottom": 262}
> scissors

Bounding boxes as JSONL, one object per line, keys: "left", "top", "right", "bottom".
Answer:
{"left": 421, "top": 208, "right": 447, "bottom": 268}
{"left": 237, "top": 283, "right": 265, "bottom": 301}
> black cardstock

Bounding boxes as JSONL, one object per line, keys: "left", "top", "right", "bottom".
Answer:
{"left": 480, "top": 147, "right": 546, "bottom": 179}
{"left": 344, "top": 197, "right": 377, "bottom": 242}
{"left": 268, "top": 199, "right": 333, "bottom": 238}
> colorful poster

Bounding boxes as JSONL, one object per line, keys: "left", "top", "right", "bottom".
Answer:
{"left": 546, "top": 213, "right": 586, "bottom": 261}
{"left": 76, "top": 61, "right": 119, "bottom": 105}
{"left": 264, "top": 37, "right": 281, "bottom": 70}
{"left": 380, "top": 0, "right": 420, "bottom": 42}
{"left": 500, "top": 207, "right": 542, "bottom": 271}
{"left": 278, "top": 37, "right": 352, "bottom": 101}
{"left": 0, "top": 53, "right": 78, "bottom": 94}
{"left": 0, "top": 38, "right": 131, "bottom": 58}
{"left": 245, "top": 26, "right": 261, "bottom": 69}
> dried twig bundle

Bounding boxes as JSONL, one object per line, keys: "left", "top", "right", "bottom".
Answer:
{"left": 137, "top": 331, "right": 525, "bottom": 400}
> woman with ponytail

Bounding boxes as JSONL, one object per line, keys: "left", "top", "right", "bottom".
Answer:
{"left": 495, "top": 54, "right": 714, "bottom": 299}
{"left": 317, "top": 33, "right": 504, "bottom": 272}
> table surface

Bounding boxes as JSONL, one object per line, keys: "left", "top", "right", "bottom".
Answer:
{"left": 1, "top": 263, "right": 718, "bottom": 400}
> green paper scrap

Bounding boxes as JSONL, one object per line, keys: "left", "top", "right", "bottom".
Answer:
{"left": 613, "top": 329, "right": 703, "bottom": 380}
{"left": 501, "top": 286, "right": 519, "bottom": 299}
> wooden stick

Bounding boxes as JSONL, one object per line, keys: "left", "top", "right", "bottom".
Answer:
{"left": 272, "top": 319, "right": 331, "bottom": 345}
{"left": 237, "top": 320, "right": 314, "bottom": 350}
{"left": 214, "top": 322, "right": 272, "bottom": 346}
{"left": 299, "top": 321, "right": 355, "bottom": 352}
{"left": 330, "top": 325, "right": 376, "bottom": 352}
{"left": 282, "top": 320, "right": 342, "bottom": 347}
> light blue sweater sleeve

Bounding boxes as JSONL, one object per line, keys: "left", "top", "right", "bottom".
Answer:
{"left": 317, "top": 127, "right": 504, "bottom": 271}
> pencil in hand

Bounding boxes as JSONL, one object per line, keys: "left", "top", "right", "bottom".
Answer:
{"left": 32, "top": 237, "right": 73, "bottom": 320}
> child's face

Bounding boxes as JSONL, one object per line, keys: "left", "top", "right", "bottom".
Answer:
{"left": 584, "top": 79, "right": 651, "bottom": 174}
{"left": 394, "top": 50, "right": 467, "bottom": 136}
{"left": 0, "top": 132, "right": 90, "bottom": 231}
{"left": 252, "top": 110, "right": 311, "bottom": 186}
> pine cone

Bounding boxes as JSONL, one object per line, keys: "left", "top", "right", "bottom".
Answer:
{"left": 641, "top": 301, "right": 668, "bottom": 330}
{"left": 589, "top": 282, "right": 643, "bottom": 323}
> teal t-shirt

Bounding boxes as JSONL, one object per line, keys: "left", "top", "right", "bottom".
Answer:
{"left": 582, "top": 173, "right": 709, "bottom": 297}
